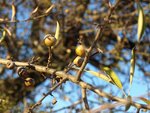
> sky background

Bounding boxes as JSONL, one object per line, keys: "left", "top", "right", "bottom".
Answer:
{"left": 2, "top": 0, "right": 149, "bottom": 112}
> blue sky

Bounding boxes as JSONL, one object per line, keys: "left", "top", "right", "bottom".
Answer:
{"left": 7, "top": 0, "right": 150, "bottom": 112}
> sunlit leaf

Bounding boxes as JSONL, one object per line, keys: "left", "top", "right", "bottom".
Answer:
{"left": 140, "top": 97, "right": 150, "bottom": 105}
{"left": 85, "top": 70, "right": 112, "bottom": 83}
{"left": 137, "top": 2, "right": 145, "bottom": 42}
{"left": 55, "top": 21, "right": 60, "bottom": 40}
{"left": 0, "top": 18, "right": 4, "bottom": 22}
{"left": 0, "top": 30, "right": 6, "bottom": 44}
{"left": 4, "top": 27, "right": 12, "bottom": 37}
{"left": 31, "top": 6, "right": 39, "bottom": 16}
{"left": 45, "top": 4, "right": 55, "bottom": 14}
{"left": 11, "top": 3, "right": 16, "bottom": 21}
{"left": 129, "top": 48, "right": 135, "bottom": 87}
{"left": 102, "top": 67, "right": 123, "bottom": 89}
{"left": 72, "top": 66, "right": 112, "bottom": 83}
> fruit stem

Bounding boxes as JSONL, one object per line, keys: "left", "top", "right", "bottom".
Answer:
{"left": 47, "top": 47, "right": 52, "bottom": 68}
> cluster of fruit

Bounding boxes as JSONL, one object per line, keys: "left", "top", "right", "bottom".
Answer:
{"left": 73, "top": 45, "right": 86, "bottom": 67}
{"left": 43, "top": 33, "right": 87, "bottom": 67}
{"left": 5, "top": 61, "right": 35, "bottom": 87}
{"left": 17, "top": 67, "right": 35, "bottom": 87}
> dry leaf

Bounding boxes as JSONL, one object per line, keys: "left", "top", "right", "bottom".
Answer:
{"left": 0, "top": 30, "right": 6, "bottom": 44}
{"left": 31, "top": 6, "right": 39, "bottom": 16}
{"left": 129, "top": 48, "right": 135, "bottom": 87}
{"left": 45, "top": 4, "right": 55, "bottom": 14}
{"left": 137, "top": 2, "right": 145, "bottom": 42}
{"left": 4, "top": 27, "right": 12, "bottom": 37}
{"left": 55, "top": 21, "right": 60, "bottom": 40}
{"left": 11, "top": 3, "right": 16, "bottom": 21}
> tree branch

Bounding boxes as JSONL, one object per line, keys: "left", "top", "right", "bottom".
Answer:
{"left": 0, "top": 58, "right": 150, "bottom": 110}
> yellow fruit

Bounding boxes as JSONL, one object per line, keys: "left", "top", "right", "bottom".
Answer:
{"left": 73, "top": 56, "right": 83, "bottom": 67}
{"left": 44, "top": 34, "right": 56, "bottom": 47}
{"left": 24, "top": 77, "right": 35, "bottom": 87}
{"left": 52, "top": 98, "right": 57, "bottom": 105}
{"left": 75, "top": 45, "right": 86, "bottom": 57}
{"left": 65, "top": 9, "right": 70, "bottom": 14}
{"left": 16, "top": 67, "right": 28, "bottom": 79}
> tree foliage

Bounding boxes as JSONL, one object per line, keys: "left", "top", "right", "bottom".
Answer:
{"left": 0, "top": 0, "right": 150, "bottom": 112}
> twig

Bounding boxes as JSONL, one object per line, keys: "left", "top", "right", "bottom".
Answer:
{"left": 28, "top": 77, "right": 67, "bottom": 112}
{"left": 0, "top": 58, "right": 150, "bottom": 110}
{"left": 76, "top": 28, "right": 102, "bottom": 81}
{"left": 82, "top": 88, "right": 89, "bottom": 110}
{"left": 53, "top": 100, "right": 82, "bottom": 112}
{"left": 76, "top": 0, "right": 121, "bottom": 81}
{"left": 90, "top": 102, "right": 123, "bottom": 112}
{"left": 0, "top": 5, "right": 55, "bottom": 24}
{"left": 47, "top": 47, "right": 52, "bottom": 68}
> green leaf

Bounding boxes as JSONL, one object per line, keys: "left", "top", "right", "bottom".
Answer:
{"left": 0, "top": 30, "right": 6, "bottom": 44}
{"left": 102, "top": 67, "right": 123, "bottom": 89}
{"left": 140, "top": 97, "right": 150, "bottom": 105}
{"left": 72, "top": 67, "right": 112, "bottom": 83}
{"left": 129, "top": 48, "right": 136, "bottom": 87}
{"left": 55, "top": 21, "right": 60, "bottom": 40}
{"left": 137, "top": 2, "right": 145, "bottom": 42}
{"left": 85, "top": 70, "right": 112, "bottom": 83}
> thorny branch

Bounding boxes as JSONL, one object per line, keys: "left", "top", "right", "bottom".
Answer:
{"left": 82, "top": 88, "right": 89, "bottom": 110}
{"left": 0, "top": 4, "right": 55, "bottom": 24}
{"left": 0, "top": 0, "right": 149, "bottom": 112}
{"left": 76, "top": 0, "right": 120, "bottom": 81}
{"left": 0, "top": 58, "right": 150, "bottom": 110}
{"left": 28, "top": 78, "right": 67, "bottom": 112}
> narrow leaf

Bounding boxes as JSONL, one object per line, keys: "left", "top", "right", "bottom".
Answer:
{"left": 140, "top": 97, "right": 150, "bottom": 105}
{"left": 125, "top": 96, "right": 132, "bottom": 111}
{"left": 0, "top": 18, "right": 4, "bottom": 22}
{"left": 0, "top": 30, "right": 6, "bottom": 44}
{"left": 85, "top": 70, "right": 112, "bottom": 83}
{"left": 129, "top": 48, "right": 136, "bottom": 87}
{"left": 11, "top": 3, "right": 16, "bottom": 21}
{"left": 55, "top": 21, "right": 60, "bottom": 40}
{"left": 4, "top": 27, "right": 12, "bottom": 37}
{"left": 137, "top": 2, "right": 145, "bottom": 42}
{"left": 72, "top": 67, "right": 112, "bottom": 83}
{"left": 31, "top": 6, "right": 39, "bottom": 16}
{"left": 102, "top": 67, "right": 123, "bottom": 89}
{"left": 45, "top": 4, "right": 55, "bottom": 14}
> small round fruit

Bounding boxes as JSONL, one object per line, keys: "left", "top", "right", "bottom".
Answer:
{"left": 75, "top": 45, "right": 86, "bottom": 57}
{"left": 52, "top": 98, "right": 57, "bottom": 105}
{"left": 24, "top": 77, "right": 35, "bottom": 87}
{"left": 43, "top": 34, "right": 56, "bottom": 47}
{"left": 16, "top": 67, "right": 28, "bottom": 79}
{"left": 73, "top": 56, "right": 83, "bottom": 67}
{"left": 65, "top": 9, "right": 70, "bottom": 14}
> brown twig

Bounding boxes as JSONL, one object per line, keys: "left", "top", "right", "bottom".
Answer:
{"left": 76, "top": 28, "right": 102, "bottom": 81}
{"left": 0, "top": 58, "right": 150, "bottom": 110}
{"left": 82, "top": 88, "right": 89, "bottom": 110}
{"left": 47, "top": 47, "right": 52, "bottom": 68}
{"left": 53, "top": 100, "right": 82, "bottom": 112}
{"left": 76, "top": 0, "right": 121, "bottom": 81}
{"left": 0, "top": 4, "right": 55, "bottom": 24}
{"left": 28, "top": 77, "right": 67, "bottom": 112}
